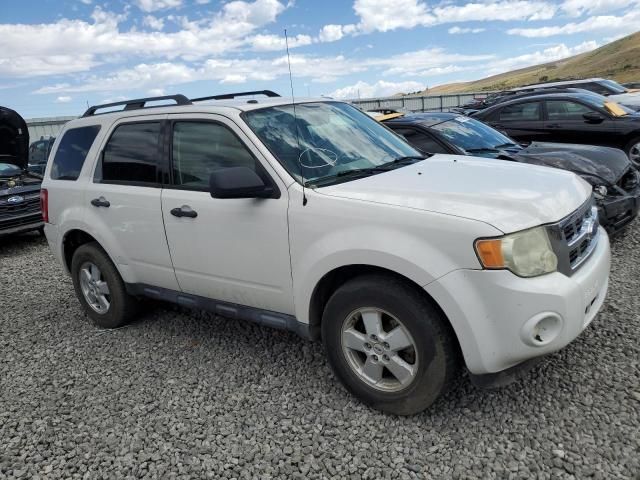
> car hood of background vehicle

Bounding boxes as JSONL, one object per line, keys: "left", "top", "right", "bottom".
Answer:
{"left": 510, "top": 142, "right": 631, "bottom": 185}
{"left": 610, "top": 92, "right": 640, "bottom": 107}
{"left": 0, "top": 106, "right": 29, "bottom": 169}
{"left": 317, "top": 155, "right": 591, "bottom": 233}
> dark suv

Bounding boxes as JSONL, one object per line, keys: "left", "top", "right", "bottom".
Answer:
{"left": 0, "top": 106, "right": 43, "bottom": 237}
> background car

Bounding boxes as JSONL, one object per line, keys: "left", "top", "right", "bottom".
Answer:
{"left": 28, "top": 136, "right": 55, "bottom": 175}
{"left": 0, "top": 106, "right": 43, "bottom": 237}
{"left": 378, "top": 111, "right": 640, "bottom": 235}
{"left": 510, "top": 78, "right": 640, "bottom": 111}
{"left": 471, "top": 91, "right": 640, "bottom": 168}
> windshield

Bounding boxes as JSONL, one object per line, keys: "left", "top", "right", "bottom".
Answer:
{"left": 244, "top": 102, "right": 421, "bottom": 186}
{"left": 599, "top": 79, "right": 627, "bottom": 94}
{"left": 0, "top": 162, "right": 22, "bottom": 177}
{"left": 430, "top": 116, "right": 516, "bottom": 151}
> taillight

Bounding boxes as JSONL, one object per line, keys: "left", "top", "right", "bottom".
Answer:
{"left": 40, "top": 188, "right": 49, "bottom": 223}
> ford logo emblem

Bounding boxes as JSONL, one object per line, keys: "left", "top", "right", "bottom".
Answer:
{"left": 7, "top": 195, "right": 24, "bottom": 204}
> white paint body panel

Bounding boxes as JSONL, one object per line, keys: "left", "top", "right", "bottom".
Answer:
{"left": 42, "top": 99, "right": 611, "bottom": 376}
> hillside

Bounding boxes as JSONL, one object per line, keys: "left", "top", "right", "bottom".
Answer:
{"left": 426, "top": 31, "right": 640, "bottom": 94}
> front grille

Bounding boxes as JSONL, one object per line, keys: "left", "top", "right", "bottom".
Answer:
{"left": 0, "top": 194, "right": 41, "bottom": 216}
{"left": 549, "top": 198, "right": 600, "bottom": 275}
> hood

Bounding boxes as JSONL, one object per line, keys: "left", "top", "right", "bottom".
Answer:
{"left": 317, "top": 155, "right": 591, "bottom": 233}
{"left": 511, "top": 142, "right": 631, "bottom": 185}
{"left": 0, "top": 106, "right": 29, "bottom": 171}
{"left": 609, "top": 92, "right": 640, "bottom": 108}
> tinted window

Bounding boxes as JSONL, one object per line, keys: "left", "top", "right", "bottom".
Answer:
{"left": 51, "top": 126, "right": 100, "bottom": 180}
{"left": 499, "top": 102, "right": 541, "bottom": 121}
{"left": 429, "top": 117, "right": 516, "bottom": 151}
{"left": 580, "top": 82, "right": 611, "bottom": 95}
{"left": 101, "top": 122, "right": 161, "bottom": 184}
{"left": 172, "top": 122, "right": 256, "bottom": 189}
{"left": 394, "top": 128, "right": 449, "bottom": 154}
{"left": 546, "top": 100, "right": 595, "bottom": 120}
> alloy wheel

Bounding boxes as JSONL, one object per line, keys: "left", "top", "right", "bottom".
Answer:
{"left": 79, "top": 261, "right": 111, "bottom": 314}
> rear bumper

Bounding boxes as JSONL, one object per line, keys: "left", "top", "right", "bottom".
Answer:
{"left": 425, "top": 227, "right": 611, "bottom": 375}
{"left": 598, "top": 194, "right": 639, "bottom": 236}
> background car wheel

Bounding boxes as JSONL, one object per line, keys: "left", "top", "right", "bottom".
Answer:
{"left": 71, "top": 242, "right": 138, "bottom": 329}
{"left": 321, "top": 274, "right": 459, "bottom": 415}
{"left": 624, "top": 137, "right": 640, "bottom": 168}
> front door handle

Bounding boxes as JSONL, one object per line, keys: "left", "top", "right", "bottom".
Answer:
{"left": 170, "top": 205, "right": 198, "bottom": 218}
{"left": 91, "top": 197, "right": 110, "bottom": 208}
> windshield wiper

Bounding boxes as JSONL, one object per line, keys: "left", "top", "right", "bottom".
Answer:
{"left": 493, "top": 142, "right": 519, "bottom": 149}
{"left": 465, "top": 147, "right": 500, "bottom": 154}
{"left": 305, "top": 156, "right": 427, "bottom": 188}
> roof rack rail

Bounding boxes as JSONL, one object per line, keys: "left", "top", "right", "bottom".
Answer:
{"left": 191, "top": 90, "right": 281, "bottom": 102}
{"left": 82, "top": 94, "right": 192, "bottom": 117}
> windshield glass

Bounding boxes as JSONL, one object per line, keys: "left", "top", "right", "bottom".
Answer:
{"left": 580, "top": 94, "right": 635, "bottom": 115}
{"left": 599, "top": 79, "right": 627, "bottom": 94}
{"left": 430, "top": 116, "right": 515, "bottom": 151}
{"left": 0, "top": 162, "right": 21, "bottom": 177}
{"left": 244, "top": 102, "right": 421, "bottom": 186}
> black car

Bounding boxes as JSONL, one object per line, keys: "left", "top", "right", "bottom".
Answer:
{"left": 382, "top": 111, "right": 640, "bottom": 235}
{"left": 0, "top": 106, "right": 43, "bottom": 237}
{"left": 28, "top": 136, "right": 55, "bottom": 175}
{"left": 472, "top": 91, "right": 640, "bottom": 168}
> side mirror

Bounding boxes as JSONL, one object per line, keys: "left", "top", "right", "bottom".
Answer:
{"left": 209, "top": 166, "right": 274, "bottom": 199}
{"left": 583, "top": 111, "right": 604, "bottom": 123}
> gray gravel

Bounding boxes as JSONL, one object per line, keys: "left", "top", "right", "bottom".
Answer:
{"left": 0, "top": 224, "right": 639, "bottom": 480}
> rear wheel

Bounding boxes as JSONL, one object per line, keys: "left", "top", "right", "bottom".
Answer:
{"left": 624, "top": 137, "right": 640, "bottom": 168}
{"left": 321, "top": 274, "right": 458, "bottom": 415}
{"left": 71, "top": 242, "right": 138, "bottom": 328}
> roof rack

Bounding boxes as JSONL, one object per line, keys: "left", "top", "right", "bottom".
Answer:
{"left": 82, "top": 94, "right": 192, "bottom": 117}
{"left": 191, "top": 90, "right": 280, "bottom": 102}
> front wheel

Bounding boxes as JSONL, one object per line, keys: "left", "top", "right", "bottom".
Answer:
{"left": 624, "top": 137, "right": 640, "bottom": 168}
{"left": 71, "top": 242, "right": 138, "bottom": 328}
{"left": 321, "top": 274, "right": 459, "bottom": 415}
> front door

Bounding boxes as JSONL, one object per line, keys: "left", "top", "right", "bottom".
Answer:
{"left": 543, "top": 99, "right": 620, "bottom": 147}
{"left": 161, "top": 114, "right": 294, "bottom": 315}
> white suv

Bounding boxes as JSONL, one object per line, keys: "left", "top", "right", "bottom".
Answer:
{"left": 41, "top": 92, "right": 611, "bottom": 415}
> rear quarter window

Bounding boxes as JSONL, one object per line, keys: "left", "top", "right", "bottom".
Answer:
{"left": 50, "top": 126, "right": 101, "bottom": 180}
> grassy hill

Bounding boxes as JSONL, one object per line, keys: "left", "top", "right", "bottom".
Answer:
{"left": 426, "top": 31, "right": 640, "bottom": 94}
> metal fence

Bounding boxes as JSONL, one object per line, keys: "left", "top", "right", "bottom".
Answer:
{"left": 350, "top": 92, "right": 490, "bottom": 112}
{"left": 26, "top": 116, "right": 76, "bottom": 141}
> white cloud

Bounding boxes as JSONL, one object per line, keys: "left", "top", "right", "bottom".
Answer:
{"left": 354, "top": 0, "right": 434, "bottom": 32}
{"left": 249, "top": 33, "right": 313, "bottom": 51}
{"left": 448, "top": 26, "right": 485, "bottom": 34}
{"left": 143, "top": 15, "right": 165, "bottom": 30}
{"left": 147, "top": 88, "right": 165, "bottom": 96}
{"left": 508, "top": 10, "right": 640, "bottom": 37}
{"left": 55, "top": 96, "right": 72, "bottom": 103}
{"left": 561, "top": 0, "right": 638, "bottom": 17}
{"left": 318, "top": 24, "right": 349, "bottom": 42}
{"left": 135, "top": 0, "right": 182, "bottom": 12}
{"left": 485, "top": 41, "right": 598, "bottom": 75}
{"left": 0, "top": 55, "right": 98, "bottom": 77}
{"left": 329, "top": 80, "right": 426, "bottom": 99}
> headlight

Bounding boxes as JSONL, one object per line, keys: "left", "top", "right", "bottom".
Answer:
{"left": 593, "top": 185, "right": 608, "bottom": 200}
{"left": 474, "top": 226, "right": 558, "bottom": 277}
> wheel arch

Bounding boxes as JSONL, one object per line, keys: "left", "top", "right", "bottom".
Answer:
{"left": 306, "top": 264, "right": 463, "bottom": 359}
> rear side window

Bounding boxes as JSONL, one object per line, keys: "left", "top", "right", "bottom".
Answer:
{"left": 99, "top": 122, "right": 161, "bottom": 185}
{"left": 50, "top": 126, "right": 100, "bottom": 180}
{"left": 499, "top": 102, "right": 541, "bottom": 121}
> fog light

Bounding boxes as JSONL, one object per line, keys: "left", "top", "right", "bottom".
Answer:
{"left": 520, "top": 312, "right": 562, "bottom": 347}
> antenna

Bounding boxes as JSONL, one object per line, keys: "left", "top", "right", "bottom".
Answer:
{"left": 285, "top": 29, "right": 307, "bottom": 206}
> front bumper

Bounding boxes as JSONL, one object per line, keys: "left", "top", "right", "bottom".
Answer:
{"left": 425, "top": 226, "right": 611, "bottom": 375}
{"left": 597, "top": 194, "right": 639, "bottom": 236}
{"left": 0, "top": 218, "right": 43, "bottom": 237}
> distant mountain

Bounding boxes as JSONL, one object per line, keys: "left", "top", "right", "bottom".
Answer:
{"left": 425, "top": 31, "right": 640, "bottom": 94}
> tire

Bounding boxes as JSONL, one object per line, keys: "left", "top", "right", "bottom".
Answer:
{"left": 623, "top": 136, "right": 640, "bottom": 168}
{"left": 321, "top": 274, "right": 458, "bottom": 415}
{"left": 70, "top": 242, "right": 138, "bottom": 329}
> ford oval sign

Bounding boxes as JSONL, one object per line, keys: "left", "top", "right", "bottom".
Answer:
{"left": 7, "top": 196, "right": 24, "bottom": 204}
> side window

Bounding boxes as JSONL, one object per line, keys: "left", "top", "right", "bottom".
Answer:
{"left": 50, "top": 126, "right": 101, "bottom": 180}
{"left": 394, "top": 128, "right": 449, "bottom": 154}
{"left": 546, "top": 101, "right": 595, "bottom": 120}
{"left": 100, "top": 122, "right": 161, "bottom": 185}
{"left": 498, "top": 102, "right": 541, "bottom": 121}
{"left": 584, "top": 82, "right": 610, "bottom": 95}
{"left": 171, "top": 121, "right": 257, "bottom": 190}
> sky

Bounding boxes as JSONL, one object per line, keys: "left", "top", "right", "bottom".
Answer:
{"left": 1, "top": 0, "right": 639, "bottom": 118}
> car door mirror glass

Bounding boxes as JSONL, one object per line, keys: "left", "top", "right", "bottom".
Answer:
{"left": 209, "top": 166, "right": 273, "bottom": 199}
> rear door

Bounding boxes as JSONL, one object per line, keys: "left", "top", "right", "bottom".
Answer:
{"left": 543, "top": 99, "right": 620, "bottom": 147}
{"left": 86, "top": 115, "right": 180, "bottom": 291}
{"left": 486, "top": 101, "right": 549, "bottom": 142}
{"left": 160, "top": 114, "right": 293, "bottom": 314}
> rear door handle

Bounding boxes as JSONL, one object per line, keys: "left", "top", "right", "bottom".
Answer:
{"left": 91, "top": 197, "right": 110, "bottom": 208}
{"left": 170, "top": 205, "right": 198, "bottom": 218}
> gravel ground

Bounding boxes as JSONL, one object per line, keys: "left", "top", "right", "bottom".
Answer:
{"left": 0, "top": 224, "right": 639, "bottom": 480}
